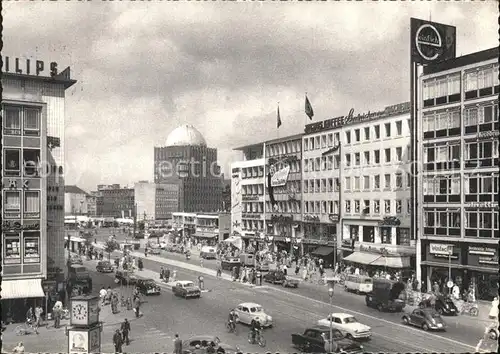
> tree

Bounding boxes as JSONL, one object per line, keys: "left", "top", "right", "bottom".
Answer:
{"left": 104, "top": 239, "right": 120, "bottom": 260}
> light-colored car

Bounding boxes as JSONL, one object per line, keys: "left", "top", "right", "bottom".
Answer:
{"left": 234, "top": 302, "right": 273, "bottom": 327}
{"left": 317, "top": 313, "right": 371, "bottom": 340}
{"left": 200, "top": 246, "right": 217, "bottom": 259}
{"left": 172, "top": 280, "right": 201, "bottom": 299}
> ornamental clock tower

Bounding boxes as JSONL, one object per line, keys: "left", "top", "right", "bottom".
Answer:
{"left": 67, "top": 295, "right": 102, "bottom": 354}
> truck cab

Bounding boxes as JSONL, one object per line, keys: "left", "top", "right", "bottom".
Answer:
{"left": 68, "top": 264, "right": 92, "bottom": 291}
{"left": 365, "top": 278, "right": 406, "bottom": 312}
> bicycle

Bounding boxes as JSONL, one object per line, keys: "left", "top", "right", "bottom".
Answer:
{"left": 15, "top": 320, "right": 36, "bottom": 336}
{"left": 226, "top": 320, "right": 237, "bottom": 334}
{"left": 248, "top": 330, "right": 266, "bottom": 347}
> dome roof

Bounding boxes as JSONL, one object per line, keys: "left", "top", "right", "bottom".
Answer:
{"left": 165, "top": 124, "right": 207, "bottom": 147}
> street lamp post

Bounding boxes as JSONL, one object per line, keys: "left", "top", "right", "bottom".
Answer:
{"left": 328, "top": 287, "right": 334, "bottom": 353}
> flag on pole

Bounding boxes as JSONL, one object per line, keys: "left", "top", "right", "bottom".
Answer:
{"left": 277, "top": 106, "right": 282, "bottom": 128}
{"left": 305, "top": 95, "right": 314, "bottom": 120}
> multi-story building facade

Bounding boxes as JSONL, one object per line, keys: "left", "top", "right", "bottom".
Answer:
{"left": 86, "top": 193, "right": 97, "bottom": 217}
{"left": 303, "top": 103, "right": 416, "bottom": 268}
{"left": 154, "top": 124, "right": 222, "bottom": 213}
{"left": 64, "top": 185, "right": 88, "bottom": 215}
{"left": 172, "top": 212, "right": 230, "bottom": 243}
{"left": 264, "top": 135, "right": 303, "bottom": 253}
{"left": 98, "top": 184, "right": 135, "bottom": 218}
{"left": 1, "top": 58, "right": 76, "bottom": 315}
{"left": 231, "top": 145, "right": 265, "bottom": 245}
{"left": 221, "top": 178, "right": 231, "bottom": 212}
{"left": 416, "top": 47, "right": 499, "bottom": 299}
{"left": 134, "top": 181, "right": 179, "bottom": 221}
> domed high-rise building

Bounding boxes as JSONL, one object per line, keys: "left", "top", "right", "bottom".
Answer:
{"left": 154, "top": 124, "right": 223, "bottom": 214}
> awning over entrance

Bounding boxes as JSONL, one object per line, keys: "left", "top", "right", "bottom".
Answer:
{"left": 1, "top": 278, "right": 45, "bottom": 300}
{"left": 343, "top": 252, "right": 381, "bottom": 265}
{"left": 311, "top": 246, "right": 335, "bottom": 256}
{"left": 193, "top": 233, "right": 217, "bottom": 238}
{"left": 370, "top": 256, "right": 410, "bottom": 268}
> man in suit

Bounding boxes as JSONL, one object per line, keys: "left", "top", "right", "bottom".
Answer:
{"left": 173, "top": 334, "right": 182, "bottom": 354}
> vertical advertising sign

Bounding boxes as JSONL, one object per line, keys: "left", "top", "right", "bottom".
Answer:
{"left": 410, "top": 18, "right": 457, "bottom": 65}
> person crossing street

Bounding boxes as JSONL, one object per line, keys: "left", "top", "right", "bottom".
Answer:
{"left": 120, "top": 319, "right": 131, "bottom": 345}
{"left": 113, "top": 329, "right": 123, "bottom": 353}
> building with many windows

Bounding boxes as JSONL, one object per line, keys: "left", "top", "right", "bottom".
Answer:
{"left": 64, "top": 185, "right": 89, "bottom": 215}
{"left": 303, "top": 103, "right": 416, "bottom": 268}
{"left": 1, "top": 59, "right": 76, "bottom": 316}
{"left": 134, "top": 180, "right": 179, "bottom": 220}
{"left": 417, "top": 47, "right": 499, "bottom": 299}
{"left": 172, "top": 211, "right": 230, "bottom": 243}
{"left": 154, "top": 124, "right": 222, "bottom": 213}
{"left": 98, "top": 184, "right": 135, "bottom": 218}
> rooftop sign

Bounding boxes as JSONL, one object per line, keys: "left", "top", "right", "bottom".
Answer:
{"left": 304, "top": 102, "right": 410, "bottom": 135}
{"left": 2, "top": 56, "right": 59, "bottom": 77}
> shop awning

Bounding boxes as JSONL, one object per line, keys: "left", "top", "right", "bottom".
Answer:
{"left": 193, "top": 233, "right": 217, "bottom": 238}
{"left": 311, "top": 246, "right": 335, "bottom": 256}
{"left": 370, "top": 256, "right": 410, "bottom": 268}
{"left": 343, "top": 252, "right": 381, "bottom": 265}
{"left": 1, "top": 278, "right": 45, "bottom": 300}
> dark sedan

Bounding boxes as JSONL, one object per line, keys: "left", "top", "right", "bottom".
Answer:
{"left": 402, "top": 308, "right": 446, "bottom": 331}
{"left": 418, "top": 295, "right": 458, "bottom": 316}
{"left": 221, "top": 257, "right": 241, "bottom": 271}
{"left": 263, "top": 270, "right": 299, "bottom": 287}
{"left": 115, "top": 270, "right": 138, "bottom": 285}
{"left": 181, "top": 335, "right": 239, "bottom": 354}
{"left": 96, "top": 261, "right": 114, "bottom": 273}
{"left": 136, "top": 279, "right": 161, "bottom": 295}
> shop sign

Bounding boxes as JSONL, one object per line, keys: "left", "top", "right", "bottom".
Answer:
{"left": 2, "top": 179, "right": 30, "bottom": 190}
{"left": 42, "top": 280, "right": 57, "bottom": 293}
{"left": 468, "top": 246, "right": 497, "bottom": 256}
{"left": 478, "top": 255, "right": 498, "bottom": 265}
{"left": 429, "top": 243, "right": 453, "bottom": 255}
{"left": 477, "top": 131, "right": 499, "bottom": 139}
{"left": 465, "top": 202, "right": 499, "bottom": 209}
{"left": 270, "top": 165, "right": 290, "bottom": 187}
{"left": 270, "top": 214, "right": 294, "bottom": 224}
{"left": 378, "top": 216, "right": 401, "bottom": 226}
{"left": 2, "top": 56, "right": 58, "bottom": 76}
{"left": 2, "top": 220, "right": 40, "bottom": 231}
{"left": 242, "top": 213, "right": 261, "bottom": 219}
{"left": 329, "top": 214, "right": 339, "bottom": 222}
{"left": 242, "top": 195, "right": 259, "bottom": 201}
{"left": 303, "top": 214, "right": 320, "bottom": 223}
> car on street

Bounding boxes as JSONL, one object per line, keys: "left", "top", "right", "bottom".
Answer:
{"left": 418, "top": 295, "right": 458, "bottom": 316}
{"left": 96, "top": 261, "right": 114, "bottom": 273}
{"left": 181, "top": 335, "right": 240, "bottom": 354}
{"left": 263, "top": 270, "right": 299, "bottom": 288}
{"left": 115, "top": 270, "right": 139, "bottom": 285}
{"left": 317, "top": 313, "right": 371, "bottom": 340}
{"left": 147, "top": 247, "right": 161, "bottom": 255}
{"left": 136, "top": 278, "right": 161, "bottom": 295}
{"left": 365, "top": 278, "right": 406, "bottom": 312}
{"left": 402, "top": 308, "right": 446, "bottom": 331}
{"left": 234, "top": 302, "right": 273, "bottom": 327}
{"left": 292, "top": 326, "right": 364, "bottom": 353}
{"left": 70, "top": 255, "right": 83, "bottom": 265}
{"left": 200, "top": 246, "right": 217, "bottom": 259}
{"left": 172, "top": 280, "right": 201, "bottom": 298}
{"left": 221, "top": 257, "right": 241, "bottom": 271}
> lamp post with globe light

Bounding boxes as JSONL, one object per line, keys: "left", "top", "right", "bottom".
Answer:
{"left": 328, "top": 287, "right": 334, "bottom": 352}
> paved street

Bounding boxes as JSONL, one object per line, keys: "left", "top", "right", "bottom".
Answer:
{"left": 88, "top": 242, "right": 496, "bottom": 353}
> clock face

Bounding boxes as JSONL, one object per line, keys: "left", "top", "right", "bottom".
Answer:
{"left": 72, "top": 303, "right": 88, "bottom": 321}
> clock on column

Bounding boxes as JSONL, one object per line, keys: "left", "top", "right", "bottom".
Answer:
{"left": 70, "top": 295, "right": 100, "bottom": 327}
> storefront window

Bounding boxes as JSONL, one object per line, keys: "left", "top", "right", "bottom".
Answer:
{"left": 396, "top": 228, "right": 410, "bottom": 246}
{"left": 381, "top": 227, "right": 391, "bottom": 244}
{"left": 4, "top": 234, "right": 21, "bottom": 264}
{"left": 24, "top": 232, "right": 41, "bottom": 263}
{"left": 349, "top": 225, "right": 359, "bottom": 241}
{"left": 362, "top": 226, "right": 374, "bottom": 243}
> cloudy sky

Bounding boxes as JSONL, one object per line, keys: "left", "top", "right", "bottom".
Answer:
{"left": 4, "top": 1, "right": 497, "bottom": 192}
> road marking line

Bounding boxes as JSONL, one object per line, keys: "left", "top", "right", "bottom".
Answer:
{"left": 263, "top": 286, "right": 477, "bottom": 351}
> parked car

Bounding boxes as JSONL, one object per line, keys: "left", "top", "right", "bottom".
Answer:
{"left": 96, "top": 261, "right": 114, "bottom": 273}
{"left": 200, "top": 246, "right": 217, "bottom": 259}
{"left": 172, "top": 281, "right": 201, "bottom": 298}
{"left": 115, "top": 270, "right": 138, "bottom": 285}
{"left": 234, "top": 302, "right": 273, "bottom": 327}
{"left": 344, "top": 275, "right": 373, "bottom": 294}
{"left": 292, "top": 326, "right": 364, "bottom": 353}
{"left": 418, "top": 295, "right": 458, "bottom": 316}
{"left": 317, "top": 313, "right": 371, "bottom": 340}
{"left": 263, "top": 270, "right": 299, "bottom": 288}
{"left": 181, "top": 335, "right": 239, "bottom": 354}
{"left": 402, "top": 308, "right": 446, "bottom": 331}
{"left": 136, "top": 279, "right": 161, "bottom": 295}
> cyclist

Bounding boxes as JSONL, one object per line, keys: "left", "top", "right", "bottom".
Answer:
{"left": 227, "top": 309, "right": 237, "bottom": 331}
{"left": 250, "top": 318, "right": 262, "bottom": 343}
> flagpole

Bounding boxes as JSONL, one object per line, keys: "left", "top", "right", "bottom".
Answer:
{"left": 263, "top": 141, "right": 267, "bottom": 241}
{"left": 277, "top": 102, "right": 280, "bottom": 140}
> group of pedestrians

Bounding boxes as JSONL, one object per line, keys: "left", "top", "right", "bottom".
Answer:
{"left": 112, "top": 319, "right": 131, "bottom": 353}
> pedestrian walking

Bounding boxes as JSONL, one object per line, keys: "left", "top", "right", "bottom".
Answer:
{"left": 216, "top": 261, "right": 222, "bottom": 278}
{"left": 34, "top": 305, "right": 43, "bottom": 334}
{"left": 113, "top": 329, "right": 124, "bottom": 353}
{"left": 171, "top": 270, "right": 177, "bottom": 282}
{"left": 173, "top": 334, "right": 182, "bottom": 354}
{"left": 52, "top": 298, "right": 63, "bottom": 328}
{"left": 200, "top": 258, "right": 204, "bottom": 267}
{"left": 12, "top": 342, "right": 25, "bottom": 353}
{"left": 120, "top": 319, "right": 131, "bottom": 345}
{"left": 164, "top": 268, "right": 170, "bottom": 283}
{"left": 160, "top": 266, "right": 164, "bottom": 280}
{"left": 133, "top": 296, "right": 141, "bottom": 318}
